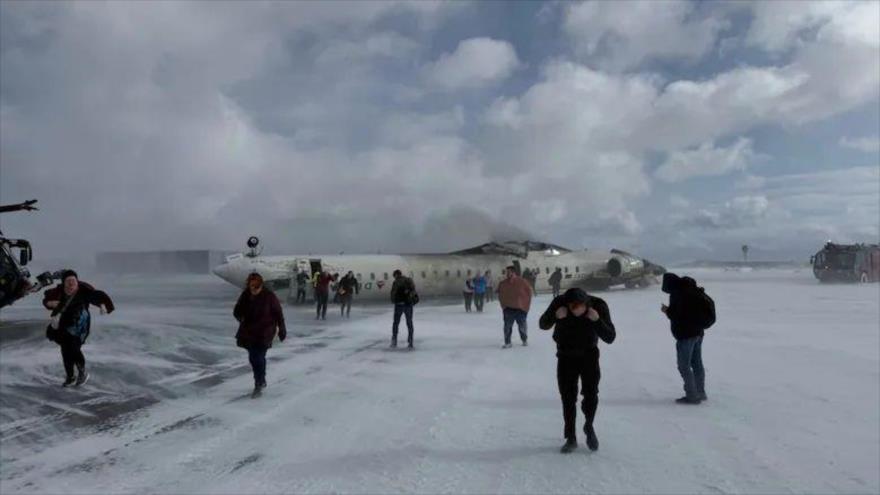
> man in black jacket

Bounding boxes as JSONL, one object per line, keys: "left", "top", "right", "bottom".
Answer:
{"left": 549, "top": 268, "right": 563, "bottom": 298}
{"left": 389, "top": 270, "right": 417, "bottom": 349}
{"left": 539, "top": 288, "right": 615, "bottom": 453}
{"left": 337, "top": 271, "right": 360, "bottom": 318}
{"left": 661, "top": 273, "right": 707, "bottom": 405}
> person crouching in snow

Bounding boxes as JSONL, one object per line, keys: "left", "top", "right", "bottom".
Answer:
{"left": 43, "top": 270, "right": 114, "bottom": 388}
{"left": 539, "top": 288, "right": 615, "bottom": 453}
{"left": 234, "top": 272, "right": 287, "bottom": 398}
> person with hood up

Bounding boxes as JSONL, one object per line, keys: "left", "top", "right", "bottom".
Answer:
{"left": 539, "top": 287, "right": 616, "bottom": 453}
{"left": 234, "top": 272, "right": 286, "bottom": 398}
{"left": 661, "top": 273, "right": 710, "bottom": 405}
{"left": 43, "top": 270, "right": 115, "bottom": 387}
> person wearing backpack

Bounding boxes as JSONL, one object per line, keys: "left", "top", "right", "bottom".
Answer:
{"left": 42, "top": 270, "right": 115, "bottom": 387}
{"left": 661, "top": 272, "right": 714, "bottom": 404}
{"left": 390, "top": 269, "right": 418, "bottom": 349}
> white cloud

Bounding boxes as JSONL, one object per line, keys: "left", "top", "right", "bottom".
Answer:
{"left": 839, "top": 136, "right": 880, "bottom": 153}
{"left": 667, "top": 166, "right": 879, "bottom": 259}
{"left": 563, "top": 0, "right": 728, "bottom": 70}
{"left": 1, "top": 0, "right": 877, "bottom": 263}
{"left": 424, "top": 37, "right": 521, "bottom": 90}
{"left": 484, "top": 97, "right": 522, "bottom": 129}
{"left": 655, "top": 138, "right": 757, "bottom": 182}
{"left": 315, "top": 32, "right": 420, "bottom": 67}
{"left": 746, "top": 1, "right": 877, "bottom": 54}
{"left": 678, "top": 195, "right": 769, "bottom": 230}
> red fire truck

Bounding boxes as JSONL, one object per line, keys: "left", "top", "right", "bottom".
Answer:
{"left": 811, "top": 242, "right": 880, "bottom": 283}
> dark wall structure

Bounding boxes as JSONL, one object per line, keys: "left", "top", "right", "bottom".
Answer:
{"left": 96, "top": 250, "right": 232, "bottom": 274}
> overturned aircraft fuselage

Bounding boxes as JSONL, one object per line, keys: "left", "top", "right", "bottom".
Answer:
{"left": 212, "top": 239, "right": 666, "bottom": 300}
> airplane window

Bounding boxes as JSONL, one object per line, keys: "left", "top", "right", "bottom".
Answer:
{"left": 421, "top": 271, "right": 427, "bottom": 279}
{"left": 370, "top": 273, "right": 375, "bottom": 280}
{"left": 575, "top": 266, "right": 580, "bottom": 273}
{"left": 467, "top": 269, "right": 472, "bottom": 276}
{"left": 457, "top": 269, "right": 461, "bottom": 277}
{"left": 445, "top": 270, "right": 450, "bottom": 277}
{"left": 384, "top": 272, "right": 389, "bottom": 280}
{"left": 564, "top": 267, "right": 569, "bottom": 273}
{"left": 433, "top": 270, "right": 438, "bottom": 277}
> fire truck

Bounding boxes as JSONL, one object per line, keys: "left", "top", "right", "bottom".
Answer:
{"left": 811, "top": 242, "right": 880, "bottom": 283}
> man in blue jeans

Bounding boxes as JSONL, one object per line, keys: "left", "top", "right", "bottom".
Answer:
{"left": 496, "top": 266, "right": 533, "bottom": 348}
{"left": 390, "top": 270, "right": 417, "bottom": 349}
{"left": 661, "top": 273, "right": 708, "bottom": 404}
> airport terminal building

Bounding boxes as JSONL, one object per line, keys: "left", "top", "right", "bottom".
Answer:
{"left": 96, "top": 250, "right": 232, "bottom": 274}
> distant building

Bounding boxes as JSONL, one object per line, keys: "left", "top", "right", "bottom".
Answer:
{"left": 96, "top": 250, "right": 233, "bottom": 274}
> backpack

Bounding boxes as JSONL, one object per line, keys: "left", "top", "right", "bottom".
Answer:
{"left": 693, "top": 289, "right": 716, "bottom": 330}
{"left": 406, "top": 279, "right": 420, "bottom": 305}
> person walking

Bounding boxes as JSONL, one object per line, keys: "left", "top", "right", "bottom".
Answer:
{"left": 484, "top": 271, "right": 495, "bottom": 303}
{"left": 473, "top": 272, "right": 487, "bottom": 312}
{"left": 539, "top": 288, "right": 616, "bottom": 453}
{"left": 549, "top": 268, "right": 563, "bottom": 298}
{"left": 337, "top": 271, "right": 359, "bottom": 318}
{"left": 496, "top": 266, "right": 532, "bottom": 348}
{"left": 661, "top": 273, "right": 714, "bottom": 405}
{"left": 313, "top": 271, "right": 334, "bottom": 320}
{"left": 234, "top": 273, "right": 287, "bottom": 398}
{"left": 462, "top": 278, "right": 474, "bottom": 313}
{"left": 295, "top": 270, "right": 309, "bottom": 304}
{"left": 390, "top": 269, "right": 418, "bottom": 349}
{"left": 43, "top": 270, "right": 115, "bottom": 387}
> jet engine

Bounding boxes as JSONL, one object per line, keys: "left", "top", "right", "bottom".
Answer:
{"left": 606, "top": 254, "right": 645, "bottom": 278}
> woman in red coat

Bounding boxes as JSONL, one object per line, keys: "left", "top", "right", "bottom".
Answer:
{"left": 234, "top": 273, "right": 287, "bottom": 398}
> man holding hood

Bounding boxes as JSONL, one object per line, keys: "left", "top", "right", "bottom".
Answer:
{"left": 661, "top": 273, "right": 709, "bottom": 405}
{"left": 539, "top": 287, "right": 616, "bottom": 453}
{"left": 234, "top": 272, "right": 287, "bottom": 398}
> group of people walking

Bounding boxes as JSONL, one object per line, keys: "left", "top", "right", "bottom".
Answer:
{"left": 462, "top": 271, "right": 492, "bottom": 312}
{"left": 40, "top": 265, "right": 714, "bottom": 453}
{"left": 294, "top": 269, "right": 361, "bottom": 320}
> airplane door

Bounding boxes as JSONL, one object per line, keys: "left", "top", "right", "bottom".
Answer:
{"left": 310, "top": 259, "right": 323, "bottom": 275}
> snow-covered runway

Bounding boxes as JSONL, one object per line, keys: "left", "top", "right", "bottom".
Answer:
{"left": 1, "top": 269, "right": 878, "bottom": 494}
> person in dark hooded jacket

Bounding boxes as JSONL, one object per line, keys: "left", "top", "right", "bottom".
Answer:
{"left": 234, "top": 272, "right": 287, "bottom": 398}
{"left": 661, "top": 272, "right": 707, "bottom": 404}
{"left": 43, "top": 270, "right": 115, "bottom": 387}
{"left": 539, "top": 288, "right": 615, "bottom": 453}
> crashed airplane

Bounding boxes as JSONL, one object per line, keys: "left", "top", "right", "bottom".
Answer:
{"left": 212, "top": 238, "right": 666, "bottom": 300}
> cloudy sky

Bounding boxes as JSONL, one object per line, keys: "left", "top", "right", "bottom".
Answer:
{"left": 1, "top": 0, "right": 878, "bottom": 264}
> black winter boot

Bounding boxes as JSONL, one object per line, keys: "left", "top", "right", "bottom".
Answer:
{"left": 584, "top": 424, "right": 599, "bottom": 451}
{"left": 560, "top": 438, "right": 578, "bottom": 454}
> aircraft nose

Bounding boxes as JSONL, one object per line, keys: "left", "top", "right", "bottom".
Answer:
{"left": 212, "top": 263, "right": 231, "bottom": 281}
